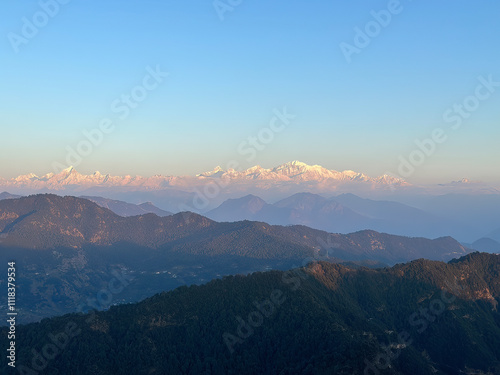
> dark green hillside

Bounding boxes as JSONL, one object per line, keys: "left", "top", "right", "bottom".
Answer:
{"left": 3, "top": 253, "right": 499, "bottom": 374}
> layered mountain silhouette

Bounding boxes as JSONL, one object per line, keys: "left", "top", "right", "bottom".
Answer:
{"left": 486, "top": 227, "right": 500, "bottom": 243}
{"left": 80, "top": 195, "right": 173, "bottom": 217}
{"left": 2, "top": 164, "right": 498, "bottom": 244}
{"left": 471, "top": 237, "right": 500, "bottom": 253}
{"left": 0, "top": 194, "right": 470, "bottom": 322}
{"left": 206, "top": 192, "right": 467, "bottom": 239}
{"left": 0, "top": 194, "right": 469, "bottom": 261}
{"left": 205, "top": 193, "right": 368, "bottom": 233}
{"left": 0, "top": 191, "right": 21, "bottom": 200}
{"left": 4, "top": 252, "right": 499, "bottom": 374}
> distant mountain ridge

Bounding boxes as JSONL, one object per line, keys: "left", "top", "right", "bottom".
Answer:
{"left": 207, "top": 192, "right": 469, "bottom": 239}
{"left": 0, "top": 194, "right": 212, "bottom": 250}
{"left": 198, "top": 160, "right": 408, "bottom": 184}
{"left": 0, "top": 194, "right": 471, "bottom": 322}
{"left": 0, "top": 194, "right": 470, "bottom": 263}
{"left": 471, "top": 237, "right": 500, "bottom": 253}
{"left": 486, "top": 227, "right": 500, "bottom": 243}
{"left": 80, "top": 196, "right": 172, "bottom": 217}
{"left": 2, "top": 163, "right": 497, "bottom": 244}
{"left": 207, "top": 193, "right": 372, "bottom": 234}
{"left": 0, "top": 161, "right": 408, "bottom": 191}
{"left": 0, "top": 191, "right": 21, "bottom": 200}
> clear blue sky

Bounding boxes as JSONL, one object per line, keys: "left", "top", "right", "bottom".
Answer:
{"left": 1, "top": 0, "right": 499, "bottom": 183}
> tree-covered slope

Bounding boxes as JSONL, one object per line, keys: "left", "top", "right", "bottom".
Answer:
{"left": 3, "top": 253, "right": 499, "bottom": 374}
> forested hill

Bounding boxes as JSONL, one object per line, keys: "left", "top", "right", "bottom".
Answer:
{"left": 0, "top": 194, "right": 473, "bottom": 323}
{"left": 4, "top": 252, "right": 499, "bottom": 374}
{"left": 0, "top": 194, "right": 469, "bottom": 263}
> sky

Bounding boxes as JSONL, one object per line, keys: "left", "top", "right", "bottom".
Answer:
{"left": 0, "top": 0, "right": 499, "bottom": 184}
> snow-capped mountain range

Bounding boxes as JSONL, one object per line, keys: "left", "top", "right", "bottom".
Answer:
{"left": 0, "top": 161, "right": 408, "bottom": 191}
{"left": 197, "top": 161, "right": 408, "bottom": 184}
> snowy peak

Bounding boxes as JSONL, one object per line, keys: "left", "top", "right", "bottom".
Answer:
{"left": 196, "top": 166, "right": 225, "bottom": 178}
{"left": 14, "top": 173, "right": 39, "bottom": 183}
{"left": 272, "top": 161, "right": 333, "bottom": 179}
{"left": 62, "top": 166, "right": 75, "bottom": 174}
{"left": 276, "top": 160, "right": 310, "bottom": 169}
{"left": 0, "top": 161, "right": 410, "bottom": 191}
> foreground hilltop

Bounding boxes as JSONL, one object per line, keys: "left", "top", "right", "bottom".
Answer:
{"left": 4, "top": 252, "right": 499, "bottom": 374}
